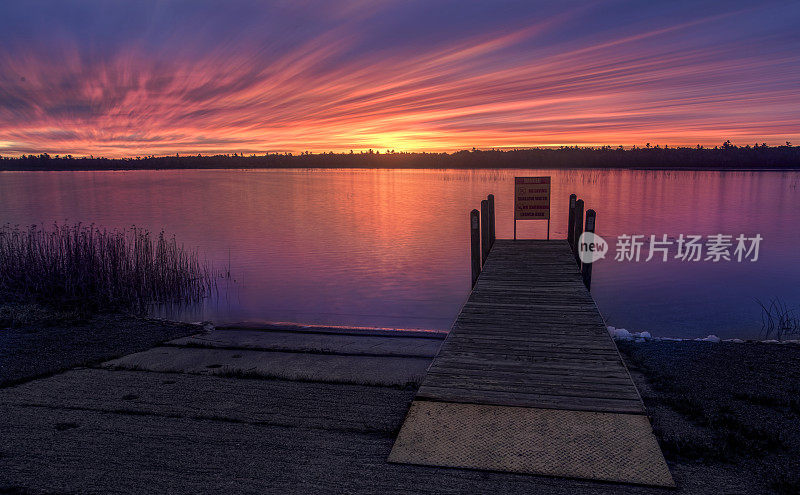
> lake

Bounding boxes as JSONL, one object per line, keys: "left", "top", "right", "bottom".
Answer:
{"left": 2, "top": 168, "right": 798, "bottom": 339}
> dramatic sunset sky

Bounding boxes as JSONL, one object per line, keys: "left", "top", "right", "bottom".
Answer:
{"left": 1, "top": 0, "right": 799, "bottom": 156}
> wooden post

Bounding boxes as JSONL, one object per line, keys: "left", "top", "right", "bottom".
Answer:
{"left": 573, "top": 199, "right": 584, "bottom": 266}
{"left": 487, "top": 194, "right": 495, "bottom": 249}
{"left": 582, "top": 209, "right": 596, "bottom": 290}
{"left": 480, "top": 199, "right": 489, "bottom": 266}
{"left": 567, "top": 194, "right": 577, "bottom": 252}
{"left": 471, "top": 209, "right": 481, "bottom": 287}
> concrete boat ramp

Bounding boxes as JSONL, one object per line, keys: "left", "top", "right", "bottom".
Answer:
{"left": 102, "top": 325, "right": 438, "bottom": 387}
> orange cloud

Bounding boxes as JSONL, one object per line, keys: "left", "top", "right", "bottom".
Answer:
{"left": 0, "top": 2, "right": 798, "bottom": 156}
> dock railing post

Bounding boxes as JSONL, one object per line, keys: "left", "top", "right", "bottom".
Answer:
{"left": 480, "top": 199, "right": 489, "bottom": 266}
{"left": 487, "top": 194, "right": 495, "bottom": 249}
{"left": 471, "top": 209, "right": 481, "bottom": 287}
{"left": 567, "top": 194, "right": 577, "bottom": 253}
{"left": 573, "top": 199, "right": 584, "bottom": 266}
{"left": 582, "top": 209, "right": 596, "bottom": 290}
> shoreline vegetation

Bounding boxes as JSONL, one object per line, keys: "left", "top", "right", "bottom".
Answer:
{"left": 2, "top": 142, "right": 799, "bottom": 171}
{"left": 0, "top": 223, "right": 218, "bottom": 387}
{"left": 0, "top": 223, "right": 218, "bottom": 316}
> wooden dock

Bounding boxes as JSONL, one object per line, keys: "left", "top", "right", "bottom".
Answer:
{"left": 419, "top": 239, "right": 643, "bottom": 414}
{"left": 389, "top": 239, "right": 674, "bottom": 487}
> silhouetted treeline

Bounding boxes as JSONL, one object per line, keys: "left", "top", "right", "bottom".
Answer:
{"left": 2, "top": 142, "right": 799, "bottom": 171}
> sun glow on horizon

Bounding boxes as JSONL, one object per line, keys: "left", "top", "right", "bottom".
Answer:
{"left": 0, "top": 1, "right": 798, "bottom": 158}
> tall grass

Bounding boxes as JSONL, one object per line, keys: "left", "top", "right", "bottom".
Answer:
{"left": 0, "top": 223, "right": 217, "bottom": 314}
{"left": 757, "top": 298, "right": 800, "bottom": 341}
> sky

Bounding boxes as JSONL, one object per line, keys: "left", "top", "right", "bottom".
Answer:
{"left": 1, "top": 0, "right": 799, "bottom": 157}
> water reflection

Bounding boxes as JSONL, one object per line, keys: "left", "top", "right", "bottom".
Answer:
{"left": 1, "top": 168, "right": 798, "bottom": 338}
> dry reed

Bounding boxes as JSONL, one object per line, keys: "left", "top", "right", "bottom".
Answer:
{"left": 0, "top": 223, "right": 216, "bottom": 313}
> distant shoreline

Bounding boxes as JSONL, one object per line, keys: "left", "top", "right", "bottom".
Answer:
{"left": 2, "top": 146, "right": 799, "bottom": 171}
{"left": 2, "top": 165, "right": 799, "bottom": 172}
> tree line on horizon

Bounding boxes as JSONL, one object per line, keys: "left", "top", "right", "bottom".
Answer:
{"left": 1, "top": 141, "right": 798, "bottom": 170}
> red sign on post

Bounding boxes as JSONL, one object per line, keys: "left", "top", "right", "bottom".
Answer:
{"left": 514, "top": 176, "right": 551, "bottom": 239}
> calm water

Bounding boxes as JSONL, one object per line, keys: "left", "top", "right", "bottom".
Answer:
{"left": 2, "top": 168, "right": 798, "bottom": 339}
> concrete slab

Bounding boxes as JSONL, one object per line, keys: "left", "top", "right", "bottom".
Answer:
{"left": 0, "top": 401, "right": 671, "bottom": 495}
{"left": 389, "top": 401, "right": 675, "bottom": 487}
{"left": 168, "top": 328, "right": 442, "bottom": 357}
{"left": 0, "top": 368, "right": 414, "bottom": 434}
{"left": 101, "top": 346, "right": 430, "bottom": 387}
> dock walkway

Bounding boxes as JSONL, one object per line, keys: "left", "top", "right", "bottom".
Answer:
{"left": 389, "top": 240, "right": 674, "bottom": 487}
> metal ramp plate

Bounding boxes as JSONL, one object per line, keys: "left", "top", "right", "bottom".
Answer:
{"left": 388, "top": 400, "right": 675, "bottom": 488}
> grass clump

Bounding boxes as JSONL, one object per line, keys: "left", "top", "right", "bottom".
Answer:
{"left": 0, "top": 223, "right": 217, "bottom": 315}
{"left": 757, "top": 298, "right": 800, "bottom": 341}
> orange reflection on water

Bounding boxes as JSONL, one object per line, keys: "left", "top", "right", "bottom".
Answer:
{"left": 0, "top": 168, "right": 798, "bottom": 339}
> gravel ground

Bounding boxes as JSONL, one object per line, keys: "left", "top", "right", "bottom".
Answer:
{"left": 618, "top": 340, "right": 800, "bottom": 494}
{"left": 0, "top": 313, "right": 201, "bottom": 387}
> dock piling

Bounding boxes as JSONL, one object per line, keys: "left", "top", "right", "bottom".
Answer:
{"left": 567, "top": 194, "right": 577, "bottom": 253}
{"left": 470, "top": 209, "right": 481, "bottom": 287}
{"left": 480, "top": 200, "right": 489, "bottom": 266}
{"left": 573, "top": 199, "right": 584, "bottom": 266}
{"left": 487, "top": 194, "right": 496, "bottom": 249}
{"left": 582, "top": 209, "right": 596, "bottom": 290}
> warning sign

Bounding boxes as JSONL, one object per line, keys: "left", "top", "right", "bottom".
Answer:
{"left": 514, "top": 176, "right": 550, "bottom": 220}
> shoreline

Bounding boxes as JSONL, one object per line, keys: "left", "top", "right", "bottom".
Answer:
{"left": 3, "top": 145, "right": 799, "bottom": 172}
{"left": 618, "top": 340, "right": 800, "bottom": 493}
{"left": 0, "top": 313, "right": 202, "bottom": 388}
{"left": 3, "top": 166, "right": 800, "bottom": 172}
{"left": 186, "top": 319, "right": 799, "bottom": 345}
{"left": 607, "top": 326, "right": 800, "bottom": 345}
{"left": 214, "top": 321, "right": 449, "bottom": 338}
